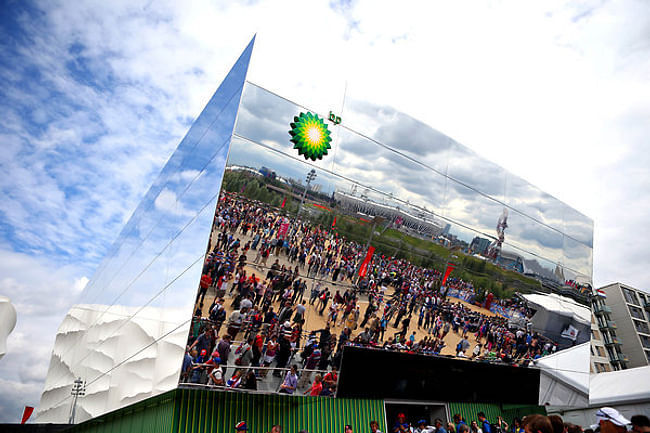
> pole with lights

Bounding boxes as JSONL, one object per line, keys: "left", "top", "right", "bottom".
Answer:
{"left": 68, "top": 377, "right": 86, "bottom": 424}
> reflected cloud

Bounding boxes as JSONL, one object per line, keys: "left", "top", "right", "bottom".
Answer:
{"left": 234, "top": 82, "right": 594, "bottom": 282}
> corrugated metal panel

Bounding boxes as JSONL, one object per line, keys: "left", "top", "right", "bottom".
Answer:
{"left": 448, "top": 402, "right": 547, "bottom": 427}
{"left": 66, "top": 390, "right": 177, "bottom": 433}
{"left": 448, "top": 402, "right": 504, "bottom": 426}
{"left": 174, "top": 389, "right": 386, "bottom": 433}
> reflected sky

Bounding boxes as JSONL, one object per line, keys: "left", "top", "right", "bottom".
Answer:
{"left": 234, "top": 82, "right": 593, "bottom": 281}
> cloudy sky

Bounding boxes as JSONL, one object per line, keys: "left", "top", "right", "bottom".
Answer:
{"left": 0, "top": 0, "right": 649, "bottom": 422}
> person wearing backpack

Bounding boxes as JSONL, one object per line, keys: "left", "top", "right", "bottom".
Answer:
{"left": 477, "top": 412, "right": 492, "bottom": 433}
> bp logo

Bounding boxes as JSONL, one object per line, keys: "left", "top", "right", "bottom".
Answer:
{"left": 289, "top": 112, "right": 332, "bottom": 161}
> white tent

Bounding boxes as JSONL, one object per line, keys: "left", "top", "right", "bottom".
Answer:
{"left": 590, "top": 365, "right": 650, "bottom": 406}
{"left": 520, "top": 293, "right": 591, "bottom": 348}
{"left": 536, "top": 342, "right": 590, "bottom": 407}
{"left": 521, "top": 293, "right": 591, "bottom": 326}
{"left": 546, "top": 365, "right": 650, "bottom": 428}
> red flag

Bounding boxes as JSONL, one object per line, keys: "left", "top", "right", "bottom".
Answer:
{"left": 281, "top": 197, "right": 286, "bottom": 208}
{"left": 332, "top": 216, "right": 336, "bottom": 227}
{"left": 442, "top": 263, "right": 455, "bottom": 285}
{"left": 21, "top": 406, "right": 34, "bottom": 424}
{"left": 358, "top": 246, "right": 375, "bottom": 277}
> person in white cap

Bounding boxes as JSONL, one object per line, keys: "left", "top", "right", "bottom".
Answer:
{"left": 594, "top": 408, "right": 630, "bottom": 433}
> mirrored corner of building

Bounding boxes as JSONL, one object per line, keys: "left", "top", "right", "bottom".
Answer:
{"left": 178, "top": 81, "right": 594, "bottom": 406}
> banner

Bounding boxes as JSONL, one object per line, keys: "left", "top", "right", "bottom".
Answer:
{"left": 358, "top": 246, "right": 375, "bottom": 277}
{"left": 21, "top": 406, "right": 34, "bottom": 424}
{"left": 281, "top": 197, "right": 286, "bottom": 208}
{"left": 442, "top": 262, "right": 455, "bottom": 285}
{"left": 561, "top": 324, "right": 579, "bottom": 341}
{"left": 278, "top": 222, "right": 289, "bottom": 238}
{"left": 332, "top": 216, "right": 336, "bottom": 227}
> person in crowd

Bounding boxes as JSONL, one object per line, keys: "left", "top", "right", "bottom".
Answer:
{"left": 304, "top": 374, "right": 323, "bottom": 396}
{"left": 241, "top": 370, "right": 257, "bottom": 390}
{"left": 393, "top": 413, "right": 410, "bottom": 433}
{"left": 522, "top": 415, "right": 553, "bottom": 433}
{"left": 471, "top": 420, "right": 483, "bottom": 433}
{"left": 594, "top": 408, "right": 630, "bottom": 433}
{"left": 512, "top": 418, "right": 525, "bottom": 433}
{"left": 278, "top": 365, "right": 298, "bottom": 394}
{"left": 206, "top": 354, "right": 224, "bottom": 386}
{"left": 435, "top": 419, "right": 447, "bottom": 433}
{"left": 455, "top": 414, "right": 468, "bottom": 433}
{"left": 631, "top": 415, "right": 650, "bottom": 433}
{"left": 548, "top": 415, "right": 564, "bottom": 433}
{"left": 370, "top": 420, "right": 383, "bottom": 433}
{"left": 234, "top": 336, "right": 254, "bottom": 367}
{"left": 565, "top": 424, "right": 582, "bottom": 433}
{"left": 235, "top": 421, "right": 248, "bottom": 431}
{"left": 226, "top": 370, "right": 243, "bottom": 388}
{"left": 478, "top": 412, "right": 492, "bottom": 433}
{"left": 415, "top": 419, "right": 435, "bottom": 433}
{"left": 181, "top": 349, "right": 193, "bottom": 383}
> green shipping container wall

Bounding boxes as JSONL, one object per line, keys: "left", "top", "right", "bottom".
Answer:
{"left": 66, "top": 391, "right": 177, "bottom": 433}
{"left": 65, "top": 389, "right": 548, "bottom": 433}
{"left": 66, "top": 389, "right": 386, "bottom": 433}
{"left": 173, "top": 389, "right": 385, "bottom": 433}
{"left": 448, "top": 402, "right": 547, "bottom": 427}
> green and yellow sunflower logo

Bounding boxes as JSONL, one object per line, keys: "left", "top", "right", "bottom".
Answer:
{"left": 288, "top": 112, "right": 332, "bottom": 161}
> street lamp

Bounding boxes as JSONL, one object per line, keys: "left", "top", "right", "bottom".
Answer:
{"left": 68, "top": 377, "right": 86, "bottom": 424}
{"left": 294, "top": 168, "right": 317, "bottom": 227}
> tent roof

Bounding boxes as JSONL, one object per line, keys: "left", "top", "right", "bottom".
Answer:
{"left": 521, "top": 292, "right": 591, "bottom": 326}
{"left": 535, "top": 341, "right": 590, "bottom": 395}
{"left": 589, "top": 365, "right": 650, "bottom": 405}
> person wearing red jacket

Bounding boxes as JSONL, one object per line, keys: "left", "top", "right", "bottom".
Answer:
{"left": 196, "top": 273, "right": 212, "bottom": 305}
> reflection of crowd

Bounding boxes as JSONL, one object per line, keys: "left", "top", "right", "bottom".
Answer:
{"left": 181, "top": 193, "right": 560, "bottom": 393}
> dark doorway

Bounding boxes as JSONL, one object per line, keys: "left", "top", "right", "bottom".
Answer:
{"left": 385, "top": 401, "right": 447, "bottom": 431}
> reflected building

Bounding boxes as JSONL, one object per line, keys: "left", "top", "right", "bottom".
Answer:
{"left": 37, "top": 37, "right": 594, "bottom": 428}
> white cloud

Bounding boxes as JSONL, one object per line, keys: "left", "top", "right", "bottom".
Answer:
{"left": 0, "top": 248, "right": 86, "bottom": 421}
{"left": 0, "top": 0, "right": 649, "bottom": 422}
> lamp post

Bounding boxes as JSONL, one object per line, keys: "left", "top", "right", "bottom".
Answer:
{"left": 68, "top": 377, "right": 86, "bottom": 424}
{"left": 294, "top": 169, "right": 317, "bottom": 229}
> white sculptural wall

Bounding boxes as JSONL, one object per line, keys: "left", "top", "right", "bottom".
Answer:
{"left": 36, "top": 304, "right": 188, "bottom": 423}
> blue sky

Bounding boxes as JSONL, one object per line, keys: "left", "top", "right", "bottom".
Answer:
{"left": 1, "top": 0, "right": 649, "bottom": 423}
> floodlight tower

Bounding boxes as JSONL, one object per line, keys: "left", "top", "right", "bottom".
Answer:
{"left": 68, "top": 377, "right": 86, "bottom": 424}
{"left": 294, "top": 168, "right": 317, "bottom": 226}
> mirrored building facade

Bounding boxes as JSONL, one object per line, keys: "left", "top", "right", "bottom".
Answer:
{"left": 37, "top": 38, "right": 593, "bottom": 424}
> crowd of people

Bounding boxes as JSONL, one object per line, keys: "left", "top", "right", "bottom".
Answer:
{"left": 226, "top": 408, "right": 650, "bottom": 433}
{"left": 181, "top": 192, "right": 563, "bottom": 393}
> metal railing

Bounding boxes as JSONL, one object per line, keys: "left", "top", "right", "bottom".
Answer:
{"left": 179, "top": 364, "right": 335, "bottom": 396}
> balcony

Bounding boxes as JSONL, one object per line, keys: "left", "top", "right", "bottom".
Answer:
{"left": 604, "top": 337, "right": 622, "bottom": 346}
{"left": 610, "top": 352, "right": 629, "bottom": 364}
{"left": 599, "top": 320, "right": 617, "bottom": 331}
{"left": 593, "top": 304, "right": 612, "bottom": 315}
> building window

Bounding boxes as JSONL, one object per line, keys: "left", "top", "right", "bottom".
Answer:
{"left": 646, "top": 350, "right": 650, "bottom": 363}
{"left": 598, "top": 346, "right": 606, "bottom": 357}
{"left": 622, "top": 287, "right": 640, "bottom": 306}
{"left": 634, "top": 319, "right": 650, "bottom": 335}
{"left": 592, "top": 329, "right": 600, "bottom": 340}
{"left": 640, "top": 293, "right": 647, "bottom": 304}
{"left": 640, "top": 335, "right": 650, "bottom": 349}
{"left": 629, "top": 305, "right": 646, "bottom": 320}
